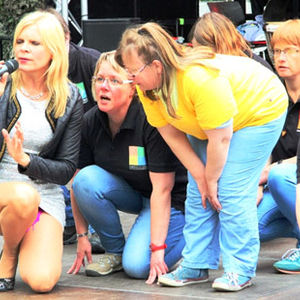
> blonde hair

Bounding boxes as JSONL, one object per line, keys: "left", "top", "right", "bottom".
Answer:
{"left": 116, "top": 22, "right": 215, "bottom": 117}
{"left": 193, "top": 12, "right": 251, "bottom": 57}
{"left": 12, "top": 10, "right": 69, "bottom": 118}
{"left": 91, "top": 50, "right": 128, "bottom": 100}
{"left": 271, "top": 19, "right": 300, "bottom": 49}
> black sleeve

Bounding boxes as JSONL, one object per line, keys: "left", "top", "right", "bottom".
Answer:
{"left": 77, "top": 113, "right": 95, "bottom": 169}
{"left": 143, "top": 120, "right": 181, "bottom": 173}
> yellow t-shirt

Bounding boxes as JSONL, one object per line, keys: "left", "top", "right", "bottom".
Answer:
{"left": 137, "top": 54, "right": 288, "bottom": 140}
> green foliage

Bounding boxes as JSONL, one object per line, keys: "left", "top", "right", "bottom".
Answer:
{"left": 0, "top": 0, "right": 46, "bottom": 59}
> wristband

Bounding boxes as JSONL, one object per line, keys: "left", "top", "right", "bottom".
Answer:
{"left": 76, "top": 231, "right": 88, "bottom": 238}
{"left": 149, "top": 243, "right": 167, "bottom": 252}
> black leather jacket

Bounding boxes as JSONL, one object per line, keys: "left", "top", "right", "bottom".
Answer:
{"left": 0, "top": 78, "right": 83, "bottom": 185}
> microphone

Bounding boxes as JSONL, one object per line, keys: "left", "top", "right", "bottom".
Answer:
{"left": 0, "top": 59, "right": 19, "bottom": 78}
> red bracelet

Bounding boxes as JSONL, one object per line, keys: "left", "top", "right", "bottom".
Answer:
{"left": 149, "top": 243, "right": 167, "bottom": 252}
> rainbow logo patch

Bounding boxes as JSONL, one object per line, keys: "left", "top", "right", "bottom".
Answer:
{"left": 129, "top": 146, "right": 147, "bottom": 170}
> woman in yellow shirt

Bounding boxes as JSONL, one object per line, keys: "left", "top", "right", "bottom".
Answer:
{"left": 116, "top": 22, "right": 287, "bottom": 292}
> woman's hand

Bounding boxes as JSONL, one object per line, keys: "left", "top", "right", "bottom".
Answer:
{"left": 256, "top": 184, "right": 264, "bottom": 206}
{"left": 145, "top": 250, "right": 168, "bottom": 284}
{"left": 205, "top": 179, "right": 221, "bottom": 211}
{"left": 2, "top": 122, "right": 30, "bottom": 167}
{"left": 194, "top": 165, "right": 221, "bottom": 211}
{"left": 194, "top": 169, "right": 210, "bottom": 208}
{"left": 67, "top": 236, "right": 93, "bottom": 275}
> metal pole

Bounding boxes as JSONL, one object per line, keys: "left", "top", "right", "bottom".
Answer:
{"left": 81, "top": 0, "right": 88, "bottom": 20}
{"left": 61, "top": 0, "right": 69, "bottom": 25}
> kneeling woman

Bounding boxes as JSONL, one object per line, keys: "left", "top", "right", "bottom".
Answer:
{"left": 0, "top": 11, "right": 83, "bottom": 293}
{"left": 68, "top": 51, "right": 186, "bottom": 284}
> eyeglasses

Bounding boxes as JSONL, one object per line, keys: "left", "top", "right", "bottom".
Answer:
{"left": 125, "top": 63, "right": 150, "bottom": 77}
{"left": 272, "top": 47, "right": 300, "bottom": 58}
{"left": 93, "top": 76, "right": 133, "bottom": 86}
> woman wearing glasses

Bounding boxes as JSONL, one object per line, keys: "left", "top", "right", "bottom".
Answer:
{"left": 116, "top": 22, "right": 288, "bottom": 291}
{"left": 257, "top": 19, "right": 300, "bottom": 274}
{"left": 67, "top": 51, "right": 186, "bottom": 284}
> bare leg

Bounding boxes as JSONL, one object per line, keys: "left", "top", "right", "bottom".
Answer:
{"left": 18, "top": 212, "right": 63, "bottom": 293}
{"left": 0, "top": 182, "right": 39, "bottom": 278}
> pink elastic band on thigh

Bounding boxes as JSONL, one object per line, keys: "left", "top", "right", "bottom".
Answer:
{"left": 26, "top": 208, "right": 43, "bottom": 232}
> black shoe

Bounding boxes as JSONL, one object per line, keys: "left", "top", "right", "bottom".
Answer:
{"left": 0, "top": 278, "right": 14, "bottom": 292}
{"left": 89, "top": 233, "right": 105, "bottom": 254}
{"left": 0, "top": 250, "right": 15, "bottom": 291}
{"left": 63, "top": 226, "right": 77, "bottom": 245}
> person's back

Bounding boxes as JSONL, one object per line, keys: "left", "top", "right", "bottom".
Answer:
{"left": 138, "top": 53, "right": 286, "bottom": 140}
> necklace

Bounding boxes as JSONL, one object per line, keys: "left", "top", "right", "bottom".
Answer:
{"left": 20, "top": 87, "right": 44, "bottom": 101}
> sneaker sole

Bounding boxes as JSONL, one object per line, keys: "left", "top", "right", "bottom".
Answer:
{"left": 212, "top": 280, "right": 252, "bottom": 292}
{"left": 274, "top": 267, "right": 300, "bottom": 274}
{"left": 85, "top": 265, "right": 123, "bottom": 277}
{"left": 158, "top": 276, "right": 209, "bottom": 287}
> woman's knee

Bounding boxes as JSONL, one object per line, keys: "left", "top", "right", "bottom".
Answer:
{"left": 21, "top": 268, "right": 60, "bottom": 293}
{"left": 8, "top": 183, "right": 39, "bottom": 219}
{"left": 72, "top": 166, "right": 104, "bottom": 200}
{"left": 123, "top": 258, "right": 149, "bottom": 279}
{"left": 268, "top": 164, "right": 295, "bottom": 192}
{"left": 122, "top": 249, "right": 149, "bottom": 279}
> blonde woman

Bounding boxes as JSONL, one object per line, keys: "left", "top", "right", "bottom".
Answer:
{"left": 67, "top": 51, "right": 186, "bottom": 284}
{"left": 116, "top": 22, "right": 287, "bottom": 291}
{"left": 0, "top": 11, "right": 83, "bottom": 292}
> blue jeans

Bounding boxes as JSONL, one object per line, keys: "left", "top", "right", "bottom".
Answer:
{"left": 258, "top": 187, "right": 298, "bottom": 242}
{"left": 72, "top": 165, "right": 185, "bottom": 279}
{"left": 261, "top": 163, "right": 300, "bottom": 245}
{"left": 61, "top": 185, "right": 74, "bottom": 227}
{"left": 62, "top": 185, "right": 95, "bottom": 234}
{"left": 181, "top": 113, "right": 286, "bottom": 278}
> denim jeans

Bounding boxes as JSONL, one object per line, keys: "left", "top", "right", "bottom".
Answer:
{"left": 72, "top": 165, "right": 185, "bottom": 279}
{"left": 62, "top": 185, "right": 95, "bottom": 233}
{"left": 265, "top": 163, "right": 300, "bottom": 246}
{"left": 61, "top": 185, "right": 74, "bottom": 227}
{"left": 258, "top": 187, "right": 298, "bottom": 242}
{"left": 181, "top": 113, "right": 286, "bottom": 278}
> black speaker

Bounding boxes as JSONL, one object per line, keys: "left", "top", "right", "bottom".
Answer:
{"left": 82, "top": 18, "right": 140, "bottom": 53}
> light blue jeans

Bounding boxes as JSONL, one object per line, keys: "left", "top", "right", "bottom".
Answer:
{"left": 181, "top": 113, "right": 286, "bottom": 278}
{"left": 72, "top": 165, "right": 185, "bottom": 279}
{"left": 258, "top": 189, "right": 296, "bottom": 241}
{"left": 258, "top": 163, "right": 300, "bottom": 246}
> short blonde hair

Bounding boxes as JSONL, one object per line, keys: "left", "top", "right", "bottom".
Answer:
{"left": 91, "top": 50, "right": 128, "bottom": 100}
{"left": 12, "top": 10, "right": 69, "bottom": 118}
{"left": 271, "top": 19, "right": 300, "bottom": 49}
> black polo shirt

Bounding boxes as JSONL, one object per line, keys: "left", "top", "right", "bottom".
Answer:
{"left": 78, "top": 98, "right": 187, "bottom": 212}
{"left": 68, "top": 42, "right": 100, "bottom": 113}
{"left": 272, "top": 95, "right": 300, "bottom": 163}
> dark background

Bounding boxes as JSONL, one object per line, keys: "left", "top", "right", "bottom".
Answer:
{"left": 66, "top": 0, "right": 199, "bottom": 51}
